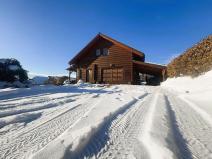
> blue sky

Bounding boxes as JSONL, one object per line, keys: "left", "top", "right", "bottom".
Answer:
{"left": 0, "top": 0, "right": 211, "bottom": 76}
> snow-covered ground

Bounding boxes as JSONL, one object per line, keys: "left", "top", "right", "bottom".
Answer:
{"left": 0, "top": 72, "right": 212, "bottom": 159}
{"left": 162, "top": 70, "right": 212, "bottom": 123}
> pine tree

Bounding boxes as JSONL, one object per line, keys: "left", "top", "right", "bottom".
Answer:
{"left": 0, "top": 58, "right": 28, "bottom": 82}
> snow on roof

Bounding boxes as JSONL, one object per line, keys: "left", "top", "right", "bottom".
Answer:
{"left": 8, "top": 65, "right": 20, "bottom": 71}
{"left": 145, "top": 61, "right": 167, "bottom": 67}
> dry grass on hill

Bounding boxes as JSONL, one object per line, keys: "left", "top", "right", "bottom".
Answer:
{"left": 167, "top": 35, "right": 212, "bottom": 77}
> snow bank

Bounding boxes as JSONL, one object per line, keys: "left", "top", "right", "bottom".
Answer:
{"left": 162, "top": 70, "right": 212, "bottom": 123}
{"left": 162, "top": 70, "right": 212, "bottom": 94}
{"left": 75, "top": 79, "right": 87, "bottom": 87}
{"left": 31, "top": 76, "right": 48, "bottom": 85}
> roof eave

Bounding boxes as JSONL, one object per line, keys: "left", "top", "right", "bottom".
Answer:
{"left": 132, "top": 60, "right": 167, "bottom": 70}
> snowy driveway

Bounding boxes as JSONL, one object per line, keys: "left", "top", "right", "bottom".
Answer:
{"left": 0, "top": 85, "right": 212, "bottom": 159}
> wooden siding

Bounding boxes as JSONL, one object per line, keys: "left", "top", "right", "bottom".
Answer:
{"left": 71, "top": 34, "right": 166, "bottom": 85}
{"left": 76, "top": 38, "right": 133, "bottom": 84}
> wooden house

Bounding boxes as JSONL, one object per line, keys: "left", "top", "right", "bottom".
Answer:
{"left": 68, "top": 33, "right": 166, "bottom": 85}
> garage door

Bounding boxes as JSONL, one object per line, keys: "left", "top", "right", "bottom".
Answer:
{"left": 102, "top": 68, "right": 123, "bottom": 82}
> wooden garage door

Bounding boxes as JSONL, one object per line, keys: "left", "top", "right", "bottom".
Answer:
{"left": 102, "top": 68, "right": 123, "bottom": 82}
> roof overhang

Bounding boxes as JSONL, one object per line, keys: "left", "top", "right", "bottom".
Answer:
{"left": 66, "top": 64, "right": 77, "bottom": 71}
{"left": 69, "top": 33, "right": 145, "bottom": 65}
{"left": 133, "top": 60, "right": 166, "bottom": 75}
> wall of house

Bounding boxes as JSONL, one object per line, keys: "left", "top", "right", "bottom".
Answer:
{"left": 76, "top": 38, "right": 135, "bottom": 84}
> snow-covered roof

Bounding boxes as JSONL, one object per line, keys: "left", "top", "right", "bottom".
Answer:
{"left": 145, "top": 61, "right": 167, "bottom": 67}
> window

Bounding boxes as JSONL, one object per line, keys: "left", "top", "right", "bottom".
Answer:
{"left": 96, "top": 49, "right": 101, "bottom": 56}
{"left": 103, "top": 48, "right": 109, "bottom": 56}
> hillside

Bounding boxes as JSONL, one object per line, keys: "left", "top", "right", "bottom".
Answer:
{"left": 167, "top": 35, "right": 212, "bottom": 77}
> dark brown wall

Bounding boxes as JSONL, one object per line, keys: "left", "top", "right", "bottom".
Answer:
{"left": 76, "top": 38, "right": 134, "bottom": 84}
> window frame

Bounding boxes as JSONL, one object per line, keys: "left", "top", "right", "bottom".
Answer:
{"left": 102, "top": 48, "right": 109, "bottom": 56}
{"left": 95, "top": 49, "right": 101, "bottom": 56}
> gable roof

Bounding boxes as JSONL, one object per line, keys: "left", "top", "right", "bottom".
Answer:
{"left": 69, "top": 33, "right": 145, "bottom": 64}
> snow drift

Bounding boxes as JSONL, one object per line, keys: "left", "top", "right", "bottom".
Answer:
{"left": 162, "top": 70, "right": 212, "bottom": 125}
{"left": 162, "top": 70, "right": 212, "bottom": 94}
{"left": 31, "top": 76, "right": 48, "bottom": 85}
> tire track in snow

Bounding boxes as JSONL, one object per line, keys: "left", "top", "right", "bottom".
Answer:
{"left": 166, "top": 93, "right": 212, "bottom": 159}
{"left": 65, "top": 93, "right": 151, "bottom": 159}
{"left": 180, "top": 96, "right": 212, "bottom": 127}
{"left": 0, "top": 95, "right": 84, "bottom": 139}
{"left": 140, "top": 92, "right": 159, "bottom": 159}
{"left": 0, "top": 94, "right": 83, "bottom": 137}
{"left": 139, "top": 91, "right": 177, "bottom": 159}
{"left": 164, "top": 95, "right": 193, "bottom": 159}
{"left": 0, "top": 94, "right": 80, "bottom": 110}
{"left": 0, "top": 93, "right": 52, "bottom": 102}
{"left": 0, "top": 94, "right": 81, "bottom": 118}
{"left": 0, "top": 94, "right": 102, "bottom": 159}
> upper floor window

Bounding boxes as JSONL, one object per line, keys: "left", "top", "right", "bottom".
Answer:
{"left": 103, "top": 48, "right": 109, "bottom": 56}
{"left": 96, "top": 49, "right": 101, "bottom": 56}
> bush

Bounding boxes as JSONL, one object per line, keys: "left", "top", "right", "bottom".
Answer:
{"left": 0, "top": 58, "right": 28, "bottom": 82}
{"left": 167, "top": 35, "right": 212, "bottom": 77}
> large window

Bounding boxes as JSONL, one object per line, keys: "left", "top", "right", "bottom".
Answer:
{"left": 96, "top": 49, "right": 101, "bottom": 56}
{"left": 103, "top": 48, "right": 109, "bottom": 56}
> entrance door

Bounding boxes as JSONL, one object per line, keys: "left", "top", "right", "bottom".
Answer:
{"left": 86, "top": 69, "right": 92, "bottom": 82}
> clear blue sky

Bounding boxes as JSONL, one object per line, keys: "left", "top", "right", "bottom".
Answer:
{"left": 0, "top": 0, "right": 211, "bottom": 76}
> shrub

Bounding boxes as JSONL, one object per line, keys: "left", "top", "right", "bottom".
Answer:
{"left": 0, "top": 58, "right": 28, "bottom": 82}
{"left": 167, "top": 35, "right": 212, "bottom": 77}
